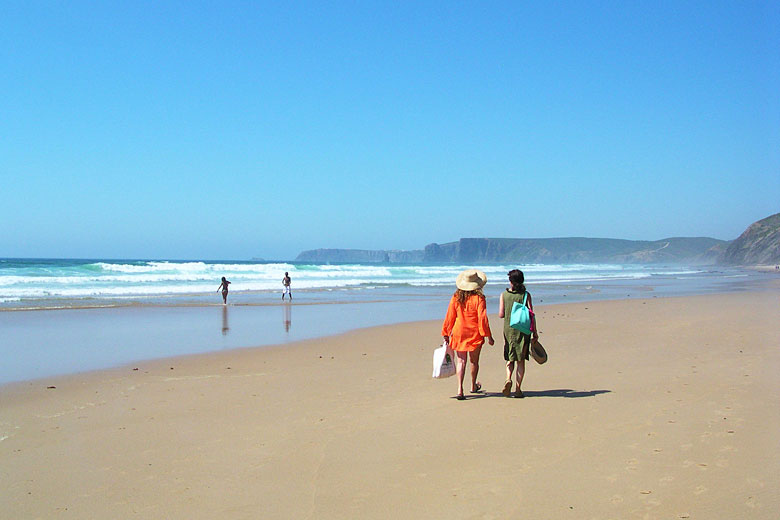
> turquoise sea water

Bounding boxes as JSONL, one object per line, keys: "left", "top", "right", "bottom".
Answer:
{"left": 0, "top": 258, "right": 772, "bottom": 384}
{"left": 0, "top": 258, "right": 758, "bottom": 309}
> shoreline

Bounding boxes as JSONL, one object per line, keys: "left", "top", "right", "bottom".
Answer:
{"left": 2, "top": 264, "right": 773, "bottom": 313}
{"left": 2, "top": 276, "right": 778, "bottom": 386}
{"left": 2, "top": 290, "right": 778, "bottom": 518}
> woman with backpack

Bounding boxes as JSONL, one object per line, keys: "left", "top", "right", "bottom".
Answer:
{"left": 498, "top": 269, "right": 539, "bottom": 398}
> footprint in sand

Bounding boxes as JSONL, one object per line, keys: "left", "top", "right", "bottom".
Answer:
{"left": 682, "top": 459, "right": 695, "bottom": 468}
{"left": 659, "top": 475, "right": 675, "bottom": 484}
{"left": 746, "top": 496, "right": 758, "bottom": 509}
{"left": 610, "top": 495, "right": 623, "bottom": 504}
{"left": 697, "top": 463, "right": 708, "bottom": 470}
{"left": 694, "top": 485, "right": 708, "bottom": 495}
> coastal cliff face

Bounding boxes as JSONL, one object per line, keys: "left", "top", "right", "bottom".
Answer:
{"left": 720, "top": 213, "right": 780, "bottom": 265}
{"left": 296, "top": 237, "right": 726, "bottom": 264}
{"left": 421, "top": 237, "right": 725, "bottom": 264}
{"left": 296, "top": 212, "right": 780, "bottom": 265}
{"left": 295, "top": 248, "right": 425, "bottom": 263}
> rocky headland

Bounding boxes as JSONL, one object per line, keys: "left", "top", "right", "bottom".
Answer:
{"left": 295, "top": 212, "right": 779, "bottom": 266}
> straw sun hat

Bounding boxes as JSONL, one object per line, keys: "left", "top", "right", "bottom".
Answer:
{"left": 531, "top": 339, "right": 548, "bottom": 364}
{"left": 455, "top": 269, "right": 488, "bottom": 291}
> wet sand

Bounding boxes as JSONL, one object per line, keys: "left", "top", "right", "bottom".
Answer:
{"left": 1, "top": 291, "right": 778, "bottom": 518}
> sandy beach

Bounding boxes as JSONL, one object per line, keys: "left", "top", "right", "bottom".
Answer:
{"left": 1, "top": 290, "right": 778, "bottom": 519}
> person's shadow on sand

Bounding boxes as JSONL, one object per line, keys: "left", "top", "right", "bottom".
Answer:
{"left": 522, "top": 388, "right": 611, "bottom": 398}
{"left": 465, "top": 388, "right": 611, "bottom": 399}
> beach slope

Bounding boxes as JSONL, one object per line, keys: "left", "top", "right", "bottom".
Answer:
{"left": 1, "top": 291, "right": 778, "bottom": 518}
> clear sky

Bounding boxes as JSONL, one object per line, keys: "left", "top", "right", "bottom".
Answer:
{"left": 2, "top": 1, "right": 778, "bottom": 260}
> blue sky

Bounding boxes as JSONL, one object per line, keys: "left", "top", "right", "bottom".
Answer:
{"left": 2, "top": 1, "right": 778, "bottom": 260}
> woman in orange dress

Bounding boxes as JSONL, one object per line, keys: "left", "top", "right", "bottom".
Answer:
{"left": 441, "top": 269, "right": 494, "bottom": 400}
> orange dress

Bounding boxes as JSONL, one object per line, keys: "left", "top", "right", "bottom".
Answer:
{"left": 441, "top": 293, "right": 492, "bottom": 352}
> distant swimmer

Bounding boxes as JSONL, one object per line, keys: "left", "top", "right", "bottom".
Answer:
{"left": 282, "top": 272, "right": 292, "bottom": 300}
{"left": 217, "top": 276, "right": 231, "bottom": 304}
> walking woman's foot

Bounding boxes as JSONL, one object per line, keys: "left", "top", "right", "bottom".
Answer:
{"left": 514, "top": 388, "right": 524, "bottom": 398}
{"left": 502, "top": 380, "right": 512, "bottom": 397}
{"left": 470, "top": 382, "right": 482, "bottom": 393}
{"left": 455, "top": 394, "right": 466, "bottom": 400}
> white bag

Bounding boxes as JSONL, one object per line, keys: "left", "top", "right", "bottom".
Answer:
{"left": 432, "top": 342, "right": 456, "bottom": 378}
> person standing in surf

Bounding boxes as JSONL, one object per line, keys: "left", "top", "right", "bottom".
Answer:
{"left": 441, "top": 269, "right": 494, "bottom": 400}
{"left": 282, "top": 272, "right": 292, "bottom": 300}
{"left": 217, "top": 277, "right": 231, "bottom": 305}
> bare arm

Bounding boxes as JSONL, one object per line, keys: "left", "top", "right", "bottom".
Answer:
{"left": 498, "top": 292, "right": 505, "bottom": 318}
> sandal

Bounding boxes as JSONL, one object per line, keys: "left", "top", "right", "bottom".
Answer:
{"left": 456, "top": 394, "right": 466, "bottom": 401}
{"left": 514, "top": 389, "right": 525, "bottom": 398}
{"left": 471, "top": 382, "right": 483, "bottom": 393}
{"left": 502, "top": 380, "right": 512, "bottom": 397}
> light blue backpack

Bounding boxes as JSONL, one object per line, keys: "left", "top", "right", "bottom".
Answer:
{"left": 509, "top": 292, "right": 532, "bottom": 334}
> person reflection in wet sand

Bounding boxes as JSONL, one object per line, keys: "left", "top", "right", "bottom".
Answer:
{"left": 221, "top": 305, "right": 229, "bottom": 336}
{"left": 283, "top": 302, "right": 291, "bottom": 333}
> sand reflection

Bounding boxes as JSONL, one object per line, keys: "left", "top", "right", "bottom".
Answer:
{"left": 221, "top": 305, "right": 229, "bottom": 335}
{"left": 283, "top": 303, "right": 291, "bottom": 333}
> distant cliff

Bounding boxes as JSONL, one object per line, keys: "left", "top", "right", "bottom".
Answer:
{"left": 295, "top": 248, "right": 425, "bottom": 263}
{"left": 422, "top": 237, "right": 726, "bottom": 264}
{"left": 720, "top": 213, "right": 780, "bottom": 265}
{"left": 296, "top": 236, "right": 726, "bottom": 264}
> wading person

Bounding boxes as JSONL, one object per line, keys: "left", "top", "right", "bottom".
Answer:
{"left": 282, "top": 272, "right": 292, "bottom": 300}
{"left": 217, "top": 277, "right": 231, "bottom": 305}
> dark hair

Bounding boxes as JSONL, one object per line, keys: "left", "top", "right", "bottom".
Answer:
{"left": 221, "top": 277, "right": 227, "bottom": 282}
{"left": 508, "top": 269, "right": 525, "bottom": 293}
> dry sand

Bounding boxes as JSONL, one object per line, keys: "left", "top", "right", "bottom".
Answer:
{"left": 1, "top": 291, "right": 778, "bottom": 519}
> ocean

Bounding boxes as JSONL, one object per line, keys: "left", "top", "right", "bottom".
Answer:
{"left": 0, "top": 258, "right": 758, "bottom": 310}
{"left": 0, "top": 258, "right": 770, "bottom": 384}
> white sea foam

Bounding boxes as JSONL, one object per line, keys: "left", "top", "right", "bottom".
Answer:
{"left": 0, "top": 260, "right": 711, "bottom": 303}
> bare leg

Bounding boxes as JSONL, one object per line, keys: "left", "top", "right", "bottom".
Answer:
{"left": 503, "top": 361, "right": 514, "bottom": 396}
{"left": 468, "top": 347, "right": 481, "bottom": 392}
{"left": 455, "top": 351, "right": 468, "bottom": 397}
{"left": 515, "top": 358, "right": 526, "bottom": 397}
